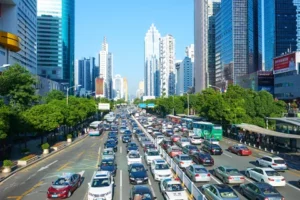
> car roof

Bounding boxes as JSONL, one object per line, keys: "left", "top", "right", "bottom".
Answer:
{"left": 162, "top": 178, "right": 181, "bottom": 185}
{"left": 254, "top": 182, "right": 275, "bottom": 188}
{"left": 213, "top": 184, "right": 232, "bottom": 190}
{"left": 256, "top": 167, "right": 274, "bottom": 171}
{"left": 130, "top": 163, "right": 144, "bottom": 167}
{"left": 153, "top": 159, "right": 166, "bottom": 164}
{"left": 103, "top": 148, "right": 114, "bottom": 151}
{"left": 94, "top": 171, "right": 110, "bottom": 178}
{"left": 133, "top": 185, "right": 152, "bottom": 193}
{"left": 192, "top": 164, "right": 206, "bottom": 168}
{"left": 101, "top": 158, "right": 115, "bottom": 162}
{"left": 128, "top": 150, "right": 139, "bottom": 154}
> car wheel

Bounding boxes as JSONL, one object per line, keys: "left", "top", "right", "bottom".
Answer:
{"left": 67, "top": 191, "right": 71, "bottom": 198}
{"left": 237, "top": 152, "right": 241, "bottom": 156}
{"left": 256, "top": 160, "right": 260, "bottom": 166}
{"left": 246, "top": 171, "right": 250, "bottom": 178}
{"left": 77, "top": 180, "right": 81, "bottom": 187}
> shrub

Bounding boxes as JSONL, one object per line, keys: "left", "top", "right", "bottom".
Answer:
{"left": 67, "top": 134, "right": 72, "bottom": 139}
{"left": 3, "top": 160, "right": 14, "bottom": 167}
{"left": 20, "top": 154, "right": 36, "bottom": 161}
{"left": 41, "top": 143, "right": 50, "bottom": 150}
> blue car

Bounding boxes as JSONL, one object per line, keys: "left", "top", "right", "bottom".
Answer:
{"left": 201, "top": 184, "right": 239, "bottom": 200}
{"left": 124, "top": 130, "right": 132, "bottom": 135}
{"left": 105, "top": 139, "right": 118, "bottom": 152}
{"left": 240, "top": 183, "right": 284, "bottom": 200}
{"left": 108, "top": 135, "right": 118, "bottom": 144}
{"left": 122, "top": 135, "right": 131, "bottom": 143}
{"left": 127, "top": 142, "right": 139, "bottom": 153}
{"left": 98, "top": 158, "right": 117, "bottom": 176}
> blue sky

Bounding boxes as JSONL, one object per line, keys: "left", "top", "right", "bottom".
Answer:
{"left": 75, "top": 0, "right": 194, "bottom": 96}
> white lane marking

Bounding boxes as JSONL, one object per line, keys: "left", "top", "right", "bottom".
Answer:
{"left": 150, "top": 184, "right": 156, "bottom": 198}
{"left": 120, "top": 148, "right": 122, "bottom": 154}
{"left": 287, "top": 183, "right": 300, "bottom": 191}
{"left": 79, "top": 170, "right": 85, "bottom": 177}
{"left": 26, "top": 173, "right": 37, "bottom": 181}
{"left": 0, "top": 173, "right": 16, "bottom": 184}
{"left": 98, "top": 147, "right": 101, "bottom": 154}
{"left": 38, "top": 160, "right": 58, "bottom": 172}
{"left": 120, "top": 170, "right": 123, "bottom": 200}
{"left": 223, "top": 153, "right": 232, "bottom": 158}
{"left": 210, "top": 175, "right": 222, "bottom": 184}
{"left": 148, "top": 179, "right": 152, "bottom": 185}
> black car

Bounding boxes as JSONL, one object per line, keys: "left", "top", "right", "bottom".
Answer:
{"left": 240, "top": 183, "right": 284, "bottom": 200}
{"left": 191, "top": 152, "right": 214, "bottom": 166}
{"left": 129, "top": 185, "right": 156, "bottom": 200}
{"left": 98, "top": 158, "right": 117, "bottom": 176}
{"left": 128, "top": 163, "right": 148, "bottom": 184}
{"left": 182, "top": 145, "right": 200, "bottom": 155}
{"left": 122, "top": 135, "right": 131, "bottom": 143}
{"left": 105, "top": 139, "right": 118, "bottom": 152}
{"left": 202, "top": 143, "right": 223, "bottom": 155}
{"left": 111, "top": 126, "right": 118, "bottom": 132}
{"left": 103, "top": 124, "right": 110, "bottom": 131}
{"left": 127, "top": 142, "right": 139, "bottom": 153}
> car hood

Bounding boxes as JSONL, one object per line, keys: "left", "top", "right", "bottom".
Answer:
{"left": 166, "top": 191, "right": 188, "bottom": 200}
{"left": 106, "top": 144, "right": 116, "bottom": 148}
{"left": 130, "top": 171, "right": 148, "bottom": 178}
{"left": 147, "top": 155, "right": 161, "bottom": 160}
{"left": 128, "top": 147, "right": 138, "bottom": 151}
{"left": 155, "top": 169, "right": 172, "bottom": 175}
{"left": 89, "top": 186, "right": 111, "bottom": 195}
{"left": 48, "top": 185, "right": 69, "bottom": 192}
{"left": 100, "top": 165, "right": 116, "bottom": 172}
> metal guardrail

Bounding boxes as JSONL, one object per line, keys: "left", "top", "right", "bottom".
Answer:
{"left": 132, "top": 116, "right": 207, "bottom": 200}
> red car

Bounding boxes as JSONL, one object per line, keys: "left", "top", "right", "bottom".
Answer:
{"left": 228, "top": 144, "right": 252, "bottom": 156}
{"left": 160, "top": 139, "right": 173, "bottom": 150}
{"left": 171, "top": 134, "right": 181, "bottom": 142}
{"left": 167, "top": 146, "right": 183, "bottom": 158}
{"left": 47, "top": 173, "right": 81, "bottom": 199}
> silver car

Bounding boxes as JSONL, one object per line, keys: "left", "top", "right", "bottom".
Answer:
{"left": 173, "top": 154, "right": 193, "bottom": 169}
{"left": 213, "top": 165, "right": 245, "bottom": 184}
{"left": 102, "top": 148, "right": 115, "bottom": 160}
{"left": 186, "top": 164, "right": 211, "bottom": 182}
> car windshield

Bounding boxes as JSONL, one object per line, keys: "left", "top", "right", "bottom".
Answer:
{"left": 129, "top": 144, "right": 137, "bottom": 147}
{"left": 195, "top": 168, "right": 207, "bottom": 173}
{"left": 193, "top": 137, "right": 201, "bottom": 139}
{"left": 219, "top": 191, "right": 238, "bottom": 198}
{"left": 120, "top": 127, "right": 126, "bottom": 130}
{"left": 155, "top": 164, "right": 169, "bottom": 170}
{"left": 226, "top": 169, "right": 240, "bottom": 175}
{"left": 189, "top": 146, "right": 198, "bottom": 150}
{"left": 133, "top": 193, "right": 152, "bottom": 200}
{"left": 172, "top": 148, "right": 181, "bottom": 152}
{"left": 265, "top": 170, "right": 281, "bottom": 176}
{"left": 129, "top": 154, "right": 140, "bottom": 158}
{"left": 148, "top": 151, "right": 159, "bottom": 156}
{"left": 53, "top": 178, "right": 69, "bottom": 186}
{"left": 180, "top": 156, "right": 191, "bottom": 161}
{"left": 146, "top": 144, "right": 155, "bottom": 148}
{"left": 181, "top": 138, "right": 189, "bottom": 142}
{"left": 167, "top": 184, "right": 184, "bottom": 191}
{"left": 101, "top": 160, "right": 114, "bottom": 166}
{"left": 165, "top": 141, "right": 172, "bottom": 145}
{"left": 274, "top": 159, "right": 285, "bottom": 164}
{"left": 91, "top": 178, "right": 110, "bottom": 187}
{"left": 212, "top": 145, "right": 221, "bottom": 149}
{"left": 131, "top": 166, "right": 145, "bottom": 172}
{"left": 261, "top": 187, "right": 279, "bottom": 195}
{"left": 103, "top": 150, "right": 113, "bottom": 155}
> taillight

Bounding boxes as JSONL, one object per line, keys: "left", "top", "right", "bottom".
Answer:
{"left": 281, "top": 178, "right": 285, "bottom": 181}
{"left": 212, "top": 149, "right": 215, "bottom": 152}
{"left": 195, "top": 174, "right": 200, "bottom": 177}
{"left": 272, "top": 163, "right": 277, "bottom": 166}
{"left": 180, "top": 162, "right": 184, "bottom": 164}
{"left": 281, "top": 198, "right": 285, "bottom": 200}
{"left": 240, "top": 177, "right": 245, "bottom": 179}
{"left": 207, "top": 174, "right": 210, "bottom": 176}
{"left": 268, "top": 178, "right": 274, "bottom": 181}
{"left": 264, "top": 198, "right": 269, "bottom": 200}
{"left": 228, "top": 176, "right": 233, "bottom": 180}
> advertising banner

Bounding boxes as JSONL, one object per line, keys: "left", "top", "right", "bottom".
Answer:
{"left": 98, "top": 103, "right": 110, "bottom": 110}
{"left": 95, "top": 78, "right": 104, "bottom": 96}
{"left": 273, "top": 53, "right": 296, "bottom": 74}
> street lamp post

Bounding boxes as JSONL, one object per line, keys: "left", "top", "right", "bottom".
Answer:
{"left": 66, "top": 85, "right": 81, "bottom": 105}
{"left": 172, "top": 95, "right": 175, "bottom": 115}
{"left": 187, "top": 93, "right": 190, "bottom": 116}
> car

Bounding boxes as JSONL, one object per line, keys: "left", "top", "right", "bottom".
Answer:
{"left": 160, "top": 139, "right": 174, "bottom": 150}
{"left": 167, "top": 146, "right": 183, "bottom": 158}
{"left": 245, "top": 167, "right": 286, "bottom": 187}
{"left": 156, "top": 135, "right": 164, "bottom": 144}
{"left": 150, "top": 159, "right": 172, "bottom": 181}
{"left": 111, "top": 126, "right": 118, "bottom": 132}
{"left": 165, "top": 129, "right": 174, "bottom": 137}
{"left": 124, "top": 130, "right": 132, "bottom": 136}
{"left": 201, "top": 143, "right": 223, "bottom": 155}
{"left": 170, "top": 134, "right": 181, "bottom": 142}
{"left": 102, "top": 148, "right": 115, "bottom": 160}
{"left": 240, "top": 182, "right": 284, "bottom": 200}
{"left": 213, "top": 166, "right": 245, "bottom": 184}
{"left": 127, "top": 150, "right": 142, "bottom": 165}
{"left": 143, "top": 143, "right": 156, "bottom": 152}
{"left": 108, "top": 135, "right": 118, "bottom": 144}
{"left": 147, "top": 127, "right": 153, "bottom": 134}
{"left": 127, "top": 142, "right": 139, "bottom": 153}
{"left": 129, "top": 185, "right": 156, "bottom": 200}
{"left": 141, "top": 141, "right": 152, "bottom": 148}
{"left": 191, "top": 152, "right": 214, "bottom": 166}
{"left": 201, "top": 184, "right": 239, "bottom": 200}
{"left": 160, "top": 178, "right": 188, "bottom": 200}
{"left": 128, "top": 163, "right": 149, "bottom": 185}
{"left": 144, "top": 149, "right": 161, "bottom": 165}
{"left": 204, "top": 138, "right": 219, "bottom": 145}
{"left": 186, "top": 164, "right": 211, "bottom": 182}
{"left": 182, "top": 145, "right": 200, "bottom": 155}
{"left": 119, "top": 126, "right": 127, "bottom": 133}
{"left": 98, "top": 159, "right": 117, "bottom": 176}
{"left": 256, "top": 156, "right": 287, "bottom": 171}
{"left": 137, "top": 135, "right": 146, "bottom": 142}
{"left": 173, "top": 154, "right": 194, "bottom": 169}
{"left": 87, "top": 171, "right": 114, "bottom": 200}
{"left": 122, "top": 135, "right": 131, "bottom": 143}
{"left": 108, "top": 131, "right": 118, "bottom": 137}
{"left": 103, "top": 124, "right": 110, "bottom": 131}
{"left": 153, "top": 132, "right": 163, "bottom": 138}
{"left": 228, "top": 144, "right": 252, "bottom": 156}
{"left": 105, "top": 139, "right": 118, "bottom": 152}
{"left": 47, "top": 172, "right": 82, "bottom": 199}
{"left": 190, "top": 135, "right": 204, "bottom": 145}
{"left": 175, "top": 137, "right": 190, "bottom": 148}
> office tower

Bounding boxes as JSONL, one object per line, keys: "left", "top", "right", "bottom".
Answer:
{"left": 185, "top": 44, "right": 195, "bottom": 62}
{"left": 0, "top": 0, "right": 37, "bottom": 74}
{"left": 159, "top": 34, "right": 176, "bottom": 96}
{"left": 144, "top": 24, "right": 161, "bottom": 97}
{"left": 113, "top": 74, "right": 124, "bottom": 100}
{"left": 176, "top": 58, "right": 193, "bottom": 95}
{"left": 175, "top": 60, "right": 182, "bottom": 95}
{"left": 194, "top": 0, "right": 221, "bottom": 92}
{"left": 99, "top": 37, "right": 113, "bottom": 99}
{"left": 123, "top": 78, "right": 128, "bottom": 101}
{"left": 37, "top": 0, "right": 75, "bottom": 85}
{"left": 136, "top": 81, "right": 144, "bottom": 99}
{"left": 75, "top": 57, "right": 95, "bottom": 94}
{"left": 215, "top": 0, "right": 262, "bottom": 90}
{"left": 264, "top": 0, "right": 299, "bottom": 70}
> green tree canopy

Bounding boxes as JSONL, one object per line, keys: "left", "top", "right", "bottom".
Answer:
{"left": 44, "top": 90, "right": 65, "bottom": 103}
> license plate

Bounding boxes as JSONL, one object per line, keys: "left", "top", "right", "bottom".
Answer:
{"left": 234, "top": 177, "right": 239, "bottom": 180}
{"left": 52, "top": 195, "right": 58, "bottom": 198}
{"left": 174, "top": 193, "right": 181, "bottom": 196}
{"left": 205, "top": 160, "right": 210, "bottom": 162}
{"left": 137, "top": 180, "right": 142, "bottom": 183}
{"left": 276, "top": 179, "right": 280, "bottom": 182}
{"left": 201, "top": 175, "right": 206, "bottom": 177}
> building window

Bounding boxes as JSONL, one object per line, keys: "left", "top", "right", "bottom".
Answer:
{"left": 42, "top": 70, "right": 46, "bottom": 75}
{"left": 52, "top": 70, "right": 56, "bottom": 75}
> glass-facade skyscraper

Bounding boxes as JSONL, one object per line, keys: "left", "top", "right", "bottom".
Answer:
{"left": 264, "top": 0, "right": 298, "bottom": 70}
{"left": 37, "top": 0, "right": 75, "bottom": 86}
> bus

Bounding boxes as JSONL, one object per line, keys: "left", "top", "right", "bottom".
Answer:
{"left": 166, "top": 115, "right": 181, "bottom": 124}
{"left": 88, "top": 121, "right": 103, "bottom": 136}
{"left": 192, "top": 121, "right": 223, "bottom": 140}
{"left": 181, "top": 118, "right": 194, "bottom": 130}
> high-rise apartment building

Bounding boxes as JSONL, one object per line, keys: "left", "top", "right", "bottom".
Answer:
{"left": 144, "top": 24, "right": 161, "bottom": 97}
{"left": 185, "top": 44, "right": 195, "bottom": 62}
{"left": 159, "top": 34, "right": 176, "bottom": 96}
{"left": 75, "top": 57, "right": 95, "bottom": 93}
{"left": 123, "top": 78, "right": 128, "bottom": 102}
{"left": 113, "top": 74, "right": 124, "bottom": 100}
{"left": 99, "top": 37, "right": 113, "bottom": 99}
{"left": 215, "top": 0, "right": 262, "bottom": 90}
{"left": 0, "top": 0, "right": 37, "bottom": 74}
{"left": 194, "top": 0, "right": 221, "bottom": 93}
{"left": 37, "top": 0, "right": 75, "bottom": 85}
{"left": 176, "top": 58, "right": 193, "bottom": 95}
{"left": 136, "top": 81, "right": 144, "bottom": 99}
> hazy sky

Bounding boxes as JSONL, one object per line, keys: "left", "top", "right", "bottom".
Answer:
{"left": 75, "top": 0, "right": 193, "bottom": 95}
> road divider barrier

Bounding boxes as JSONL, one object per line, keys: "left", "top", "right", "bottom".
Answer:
{"left": 132, "top": 116, "right": 207, "bottom": 200}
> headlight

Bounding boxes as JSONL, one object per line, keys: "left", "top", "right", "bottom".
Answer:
{"left": 130, "top": 177, "right": 135, "bottom": 180}
{"left": 88, "top": 192, "right": 94, "bottom": 196}
{"left": 144, "top": 177, "right": 148, "bottom": 179}
{"left": 105, "top": 191, "right": 112, "bottom": 195}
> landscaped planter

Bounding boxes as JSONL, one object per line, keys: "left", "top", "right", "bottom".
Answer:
{"left": 17, "top": 154, "right": 36, "bottom": 166}
{"left": 41, "top": 143, "right": 50, "bottom": 155}
{"left": 67, "top": 138, "right": 72, "bottom": 143}
{"left": 43, "top": 149, "right": 49, "bottom": 154}
{"left": 2, "top": 166, "right": 12, "bottom": 173}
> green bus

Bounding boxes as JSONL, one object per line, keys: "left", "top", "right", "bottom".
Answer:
{"left": 192, "top": 121, "right": 223, "bottom": 140}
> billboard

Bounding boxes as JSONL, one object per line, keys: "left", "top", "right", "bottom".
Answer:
{"left": 139, "top": 103, "right": 147, "bottom": 108}
{"left": 273, "top": 53, "right": 296, "bottom": 74}
{"left": 98, "top": 103, "right": 110, "bottom": 110}
{"left": 95, "top": 78, "right": 104, "bottom": 96}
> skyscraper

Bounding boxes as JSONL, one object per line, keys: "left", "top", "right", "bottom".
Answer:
{"left": 123, "top": 78, "right": 128, "bottom": 102}
{"left": 99, "top": 37, "right": 113, "bottom": 99}
{"left": 0, "top": 0, "right": 37, "bottom": 74}
{"left": 185, "top": 44, "right": 195, "bottom": 62}
{"left": 136, "top": 81, "right": 144, "bottom": 99}
{"left": 176, "top": 58, "right": 193, "bottom": 95}
{"left": 37, "top": 0, "right": 75, "bottom": 85}
{"left": 75, "top": 57, "right": 95, "bottom": 93}
{"left": 194, "top": 0, "right": 221, "bottom": 92}
{"left": 159, "top": 34, "right": 176, "bottom": 96}
{"left": 113, "top": 74, "right": 124, "bottom": 100}
{"left": 144, "top": 24, "right": 161, "bottom": 97}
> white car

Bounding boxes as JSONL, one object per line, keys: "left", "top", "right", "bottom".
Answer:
{"left": 190, "top": 136, "right": 203, "bottom": 145}
{"left": 147, "top": 127, "right": 153, "bottom": 133}
{"left": 151, "top": 159, "right": 172, "bottom": 181}
{"left": 127, "top": 151, "right": 142, "bottom": 165}
{"left": 145, "top": 149, "right": 161, "bottom": 165}
{"left": 173, "top": 154, "right": 194, "bottom": 169}
{"left": 245, "top": 167, "right": 286, "bottom": 187}
{"left": 156, "top": 135, "right": 164, "bottom": 144}
{"left": 205, "top": 138, "right": 219, "bottom": 145}
{"left": 88, "top": 171, "right": 114, "bottom": 200}
{"left": 256, "top": 156, "right": 287, "bottom": 171}
{"left": 160, "top": 178, "right": 188, "bottom": 200}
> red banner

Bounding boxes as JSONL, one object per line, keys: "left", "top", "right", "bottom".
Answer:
{"left": 95, "top": 78, "right": 104, "bottom": 95}
{"left": 274, "top": 53, "right": 296, "bottom": 73}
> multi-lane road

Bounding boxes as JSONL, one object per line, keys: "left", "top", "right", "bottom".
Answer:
{"left": 0, "top": 117, "right": 300, "bottom": 200}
